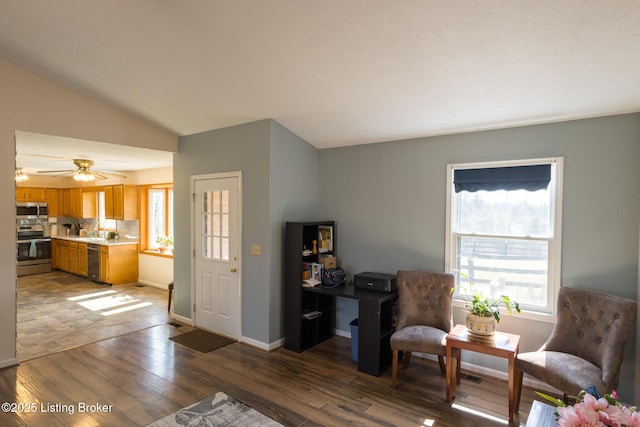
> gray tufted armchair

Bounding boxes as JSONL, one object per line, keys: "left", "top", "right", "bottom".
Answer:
{"left": 390, "top": 270, "right": 459, "bottom": 388}
{"left": 514, "top": 286, "right": 637, "bottom": 411}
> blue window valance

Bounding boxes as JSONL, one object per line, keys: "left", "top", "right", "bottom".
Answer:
{"left": 454, "top": 164, "right": 551, "bottom": 193}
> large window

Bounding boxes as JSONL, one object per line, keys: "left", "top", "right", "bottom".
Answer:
{"left": 140, "top": 184, "right": 173, "bottom": 255}
{"left": 445, "top": 158, "right": 563, "bottom": 315}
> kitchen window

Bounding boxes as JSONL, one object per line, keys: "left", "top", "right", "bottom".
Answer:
{"left": 139, "top": 184, "right": 173, "bottom": 256}
{"left": 445, "top": 158, "right": 563, "bottom": 315}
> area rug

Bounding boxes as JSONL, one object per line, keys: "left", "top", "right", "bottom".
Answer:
{"left": 146, "top": 391, "right": 283, "bottom": 427}
{"left": 169, "top": 328, "right": 235, "bottom": 353}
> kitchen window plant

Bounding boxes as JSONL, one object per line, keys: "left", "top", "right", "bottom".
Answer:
{"left": 156, "top": 235, "right": 174, "bottom": 253}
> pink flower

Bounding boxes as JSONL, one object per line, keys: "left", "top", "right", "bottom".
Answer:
{"left": 550, "top": 390, "right": 640, "bottom": 427}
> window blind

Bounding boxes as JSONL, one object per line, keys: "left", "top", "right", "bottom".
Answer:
{"left": 453, "top": 164, "right": 551, "bottom": 193}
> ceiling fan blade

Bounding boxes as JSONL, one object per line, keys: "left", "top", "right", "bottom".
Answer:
{"left": 37, "top": 169, "right": 75, "bottom": 174}
{"left": 94, "top": 170, "right": 127, "bottom": 179}
{"left": 91, "top": 172, "right": 110, "bottom": 180}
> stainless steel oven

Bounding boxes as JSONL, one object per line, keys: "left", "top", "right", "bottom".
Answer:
{"left": 17, "top": 224, "right": 52, "bottom": 276}
{"left": 16, "top": 202, "right": 48, "bottom": 220}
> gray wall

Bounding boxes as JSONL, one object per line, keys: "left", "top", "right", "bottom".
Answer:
{"left": 173, "top": 113, "right": 639, "bottom": 399}
{"left": 174, "top": 119, "right": 319, "bottom": 344}
{"left": 174, "top": 120, "right": 271, "bottom": 342}
{"left": 269, "top": 121, "right": 320, "bottom": 341}
{"left": 319, "top": 113, "right": 640, "bottom": 399}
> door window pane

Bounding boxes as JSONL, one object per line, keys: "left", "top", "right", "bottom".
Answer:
{"left": 201, "top": 190, "right": 229, "bottom": 261}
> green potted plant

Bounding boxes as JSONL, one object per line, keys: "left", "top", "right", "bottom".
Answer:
{"left": 454, "top": 273, "right": 521, "bottom": 338}
{"left": 156, "top": 235, "right": 174, "bottom": 253}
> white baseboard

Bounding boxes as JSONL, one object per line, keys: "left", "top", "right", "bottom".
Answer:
{"left": 138, "top": 279, "right": 170, "bottom": 290}
{"left": 0, "top": 358, "right": 18, "bottom": 369}
{"left": 170, "top": 313, "right": 192, "bottom": 326}
{"left": 241, "top": 336, "right": 283, "bottom": 351}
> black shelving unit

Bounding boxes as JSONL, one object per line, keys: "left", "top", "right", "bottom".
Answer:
{"left": 284, "top": 221, "right": 398, "bottom": 376}
{"left": 284, "top": 221, "right": 336, "bottom": 352}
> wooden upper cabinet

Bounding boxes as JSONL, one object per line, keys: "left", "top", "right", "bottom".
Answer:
{"left": 82, "top": 191, "right": 96, "bottom": 219}
{"left": 46, "top": 188, "right": 60, "bottom": 216}
{"left": 105, "top": 185, "right": 138, "bottom": 220}
{"left": 16, "top": 187, "right": 46, "bottom": 202}
{"left": 16, "top": 185, "right": 137, "bottom": 220}
{"left": 15, "top": 187, "right": 27, "bottom": 202}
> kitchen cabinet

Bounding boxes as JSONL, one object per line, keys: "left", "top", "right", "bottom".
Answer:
{"left": 52, "top": 239, "right": 88, "bottom": 277}
{"left": 59, "top": 188, "right": 94, "bottom": 218}
{"left": 104, "top": 185, "right": 138, "bottom": 220}
{"left": 46, "top": 188, "right": 60, "bottom": 216}
{"left": 68, "top": 241, "right": 88, "bottom": 276}
{"left": 100, "top": 243, "right": 138, "bottom": 285}
{"left": 61, "top": 189, "right": 79, "bottom": 217}
{"left": 56, "top": 240, "right": 70, "bottom": 272}
{"left": 16, "top": 187, "right": 47, "bottom": 202}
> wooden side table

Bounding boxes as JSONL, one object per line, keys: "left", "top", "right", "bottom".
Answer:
{"left": 445, "top": 323, "right": 521, "bottom": 422}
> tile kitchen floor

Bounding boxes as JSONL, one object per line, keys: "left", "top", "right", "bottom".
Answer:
{"left": 17, "top": 270, "right": 170, "bottom": 361}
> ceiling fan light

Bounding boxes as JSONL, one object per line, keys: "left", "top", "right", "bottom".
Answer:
{"left": 15, "top": 168, "right": 29, "bottom": 182}
{"left": 73, "top": 170, "right": 95, "bottom": 182}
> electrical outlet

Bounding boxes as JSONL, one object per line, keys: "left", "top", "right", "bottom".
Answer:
{"left": 250, "top": 244, "right": 262, "bottom": 255}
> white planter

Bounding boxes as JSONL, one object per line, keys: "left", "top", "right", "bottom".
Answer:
{"left": 466, "top": 313, "right": 497, "bottom": 337}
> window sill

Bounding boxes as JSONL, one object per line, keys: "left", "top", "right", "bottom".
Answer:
{"left": 453, "top": 300, "right": 555, "bottom": 324}
{"left": 141, "top": 249, "right": 174, "bottom": 259}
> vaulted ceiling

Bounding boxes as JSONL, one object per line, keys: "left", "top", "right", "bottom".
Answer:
{"left": 3, "top": 0, "right": 640, "bottom": 160}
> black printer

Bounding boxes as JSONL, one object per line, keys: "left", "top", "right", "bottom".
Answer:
{"left": 354, "top": 272, "right": 397, "bottom": 293}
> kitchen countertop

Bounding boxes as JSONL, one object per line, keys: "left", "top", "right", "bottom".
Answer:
{"left": 51, "top": 235, "right": 139, "bottom": 246}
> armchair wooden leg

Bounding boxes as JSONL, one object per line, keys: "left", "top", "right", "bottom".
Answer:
{"left": 513, "top": 368, "right": 524, "bottom": 413}
{"left": 402, "top": 351, "right": 412, "bottom": 369}
{"left": 391, "top": 350, "right": 398, "bottom": 388}
{"left": 438, "top": 355, "right": 446, "bottom": 375}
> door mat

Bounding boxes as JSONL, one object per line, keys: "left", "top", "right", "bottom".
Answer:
{"left": 169, "top": 329, "right": 235, "bottom": 353}
{"left": 146, "top": 391, "right": 282, "bottom": 426}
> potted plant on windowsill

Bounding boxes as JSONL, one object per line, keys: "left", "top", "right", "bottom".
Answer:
{"left": 453, "top": 272, "right": 521, "bottom": 339}
{"left": 464, "top": 291, "right": 521, "bottom": 338}
{"left": 156, "top": 235, "right": 174, "bottom": 253}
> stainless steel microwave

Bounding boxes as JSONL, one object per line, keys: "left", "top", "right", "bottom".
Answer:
{"left": 16, "top": 202, "right": 48, "bottom": 219}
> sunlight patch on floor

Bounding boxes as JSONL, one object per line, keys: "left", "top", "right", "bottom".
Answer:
{"left": 78, "top": 294, "right": 140, "bottom": 311}
{"left": 67, "top": 290, "right": 116, "bottom": 301}
{"left": 451, "top": 403, "right": 509, "bottom": 425}
{"left": 69, "top": 288, "right": 155, "bottom": 316}
{"left": 420, "top": 419, "right": 435, "bottom": 426}
{"left": 101, "top": 302, "right": 153, "bottom": 316}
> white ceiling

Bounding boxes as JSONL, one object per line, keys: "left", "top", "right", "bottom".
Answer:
{"left": 15, "top": 131, "right": 173, "bottom": 176}
{"left": 3, "top": 0, "right": 640, "bottom": 170}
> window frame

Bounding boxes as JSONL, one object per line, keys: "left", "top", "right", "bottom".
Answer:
{"left": 139, "top": 183, "right": 174, "bottom": 257}
{"left": 444, "top": 157, "right": 563, "bottom": 318}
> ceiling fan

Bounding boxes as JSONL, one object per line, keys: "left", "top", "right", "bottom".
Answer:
{"left": 37, "top": 159, "right": 127, "bottom": 182}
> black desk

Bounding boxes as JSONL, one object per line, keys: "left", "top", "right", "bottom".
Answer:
{"left": 303, "top": 282, "right": 398, "bottom": 376}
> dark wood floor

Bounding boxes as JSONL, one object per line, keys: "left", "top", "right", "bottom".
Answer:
{"left": 0, "top": 321, "right": 542, "bottom": 427}
{"left": 5, "top": 274, "right": 535, "bottom": 427}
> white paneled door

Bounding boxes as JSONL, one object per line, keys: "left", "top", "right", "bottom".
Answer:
{"left": 193, "top": 174, "right": 241, "bottom": 339}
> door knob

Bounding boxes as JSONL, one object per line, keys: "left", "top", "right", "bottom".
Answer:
{"left": 230, "top": 267, "right": 237, "bottom": 273}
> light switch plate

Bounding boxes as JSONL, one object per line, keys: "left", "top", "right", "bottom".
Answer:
{"left": 250, "top": 244, "right": 262, "bottom": 255}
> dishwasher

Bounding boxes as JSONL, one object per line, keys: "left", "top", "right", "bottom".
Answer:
{"left": 87, "top": 244, "right": 101, "bottom": 283}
